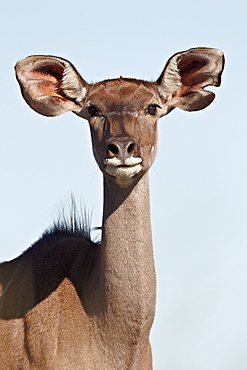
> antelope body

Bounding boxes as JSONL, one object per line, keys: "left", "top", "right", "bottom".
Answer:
{"left": 0, "top": 48, "right": 224, "bottom": 369}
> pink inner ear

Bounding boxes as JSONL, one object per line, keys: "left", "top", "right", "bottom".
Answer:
{"left": 49, "top": 96, "right": 67, "bottom": 104}
{"left": 27, "top": 69, "right": 66, "bottom": 101}
{"left": 178, "top": 57, "right": 210, "bottom": 87}
{"left": 29, "top": 70, "right": 59, "bottom": 84}
{"left": 33, "top": 81, "right": 65, "bottom": 100}
{"left": 32, "top": 62, "right": 64, "bottom": 79}
{"left": 178, "top": 57, "right": 207, "bottom": 75}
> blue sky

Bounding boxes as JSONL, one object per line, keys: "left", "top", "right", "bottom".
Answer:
{"left": 1, "top": 0, "right": 247, "bottom": 368}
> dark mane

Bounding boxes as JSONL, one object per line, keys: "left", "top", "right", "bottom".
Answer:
{"left": 40, "top": 205, "right": 100, "bottom": 246}
{"left": 21, "top": 198, "right": 100, "bottom": 258}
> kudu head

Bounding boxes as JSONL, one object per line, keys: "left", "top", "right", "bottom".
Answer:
{"left": 15, "top": 48, "right": 224, "bottom": 187}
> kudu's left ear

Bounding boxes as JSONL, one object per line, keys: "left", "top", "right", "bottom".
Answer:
{"left": 15, "top": 56, "right": 89, "bottom": 117}
{"left": 157, "top": 48, "right": 225, "bottom": 112}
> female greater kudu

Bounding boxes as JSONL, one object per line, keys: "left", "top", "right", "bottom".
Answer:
{"left": 0, "top": 48, "right": 224, "bottom": 369}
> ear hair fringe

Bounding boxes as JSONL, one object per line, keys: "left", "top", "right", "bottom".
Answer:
{"left": 158, "top": 55, "right": 182, "bottom": 98}
{"left": 61, "top": 64, "right": 87, "bottom": 103}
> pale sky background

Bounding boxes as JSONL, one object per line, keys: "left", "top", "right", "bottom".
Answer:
{"left": 0, "top": 1, "right": 246, "bottom": 369}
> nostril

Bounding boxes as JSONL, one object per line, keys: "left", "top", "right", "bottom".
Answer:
{"left": 106, "top": 139, "right": 137, "bottom": 160}
{"left": 108, "top": 143, "right": 119, "bottom": 155}
{"left": 127, "top": 142, "right": 135, "bottom": 154}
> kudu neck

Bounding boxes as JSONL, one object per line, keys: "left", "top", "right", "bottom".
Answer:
{"left": 101, "top": 171, "right": 155, "bottom": 296}
{"left": 83, "top": 173, "right": 155, "bottom": 369}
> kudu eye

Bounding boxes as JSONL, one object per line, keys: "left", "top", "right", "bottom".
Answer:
{"left": 87, "top": 105, "right": 98, "bottom": 117}
{"left": 146, "top": 104, "right": 160, "bottom": 116}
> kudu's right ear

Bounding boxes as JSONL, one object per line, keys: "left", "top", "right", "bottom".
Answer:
{"left": 15, "top": 56, "right": 89, "bottom": 117}
{"left": 157, "top": 48, "right": 225, "bottom": 112}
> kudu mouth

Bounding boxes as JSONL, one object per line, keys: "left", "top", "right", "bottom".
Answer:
{"left": 103, "top": 156, "right": 143, "bottom": 187}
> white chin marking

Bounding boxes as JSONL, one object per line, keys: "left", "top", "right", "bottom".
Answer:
{"left": 104, "top": 157, "right": 142, "bottom": 166}
{"left": 105, "top": 164, "right": 142, "bottom": 187}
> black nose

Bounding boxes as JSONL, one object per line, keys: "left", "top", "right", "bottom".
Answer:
{"left": 106, "top": 138, "right": 136, "bottom": 160}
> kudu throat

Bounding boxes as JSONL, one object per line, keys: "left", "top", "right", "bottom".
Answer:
{"left": 101, "top": 173, "right": 156, "bottom": 328}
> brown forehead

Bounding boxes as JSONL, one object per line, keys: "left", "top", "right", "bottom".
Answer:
{"left": 88, "top": 78, "right": 156, "bottom": 110}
